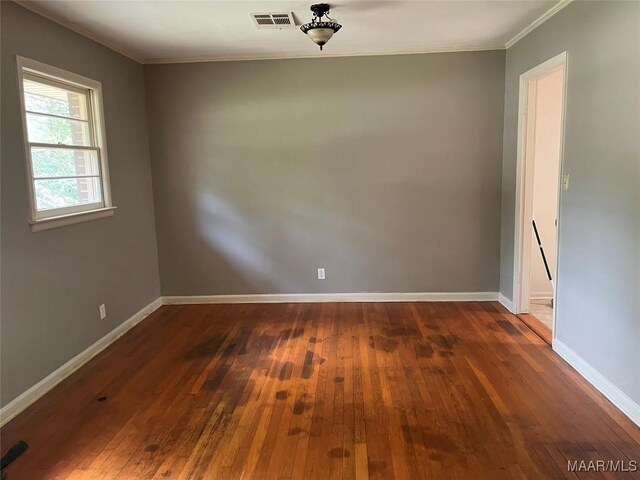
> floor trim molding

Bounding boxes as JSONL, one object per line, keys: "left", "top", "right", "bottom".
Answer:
{"left": 0, "top": 298, "right": 163, "bottom": 427}
{"left": 498, "top": 293, "right": 516, "bottom": 313}
{"left": 162, "top": 292, "right": 499, "bottom": 305}
{"left": 553, "top": 339, "right": 640, "bottom": 427}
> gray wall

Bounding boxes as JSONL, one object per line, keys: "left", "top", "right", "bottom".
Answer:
{"left": 1, "top": 2, "right": 161, "bottom": 407}
{"left": 499, "top": 1, "right": 640, "bottom": 403}
{"left": 145, "top": 51, "right": 505, "bottom": 296}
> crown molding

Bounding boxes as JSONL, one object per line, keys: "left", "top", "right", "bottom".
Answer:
{"left": 505, "top": 0, "right": 573, "bottom": 49}
{"left": 143, "top": 44, "right": 505, "bottom": 65}
{"left": 14, "top": 0, "right": 144, "bottom": 64}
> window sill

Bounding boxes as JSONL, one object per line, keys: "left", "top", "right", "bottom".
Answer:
{"left": 30, "top": 207, "right": 117, "bottom": 232}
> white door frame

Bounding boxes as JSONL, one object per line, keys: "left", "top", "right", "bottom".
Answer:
{"left": 512, "top": 51, "right": 568, "bottom": 342}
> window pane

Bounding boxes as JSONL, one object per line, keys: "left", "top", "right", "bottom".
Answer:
{"left": 26, "top": 113, "right": 91, "bottom": 146}
{"left": 31, "top": 147, "right": 100, "bottom": 178}
{"left": 34, "top": 177, "right": 102, "bottom": 211}
{"left": 23, "top": 78, "right": 88, "bottom": 120}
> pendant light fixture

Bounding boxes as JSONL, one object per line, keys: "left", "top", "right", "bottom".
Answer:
{"left": 300, "top": 3, "right": 342, "bottom": 51}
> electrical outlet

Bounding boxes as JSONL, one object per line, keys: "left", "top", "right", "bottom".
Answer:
{"left": 562, "top": 173, "right": 570, "bottom": 191}
{"left": 317, "top": 268, "right": 325, "bottom": 280}
{"left": 99, "top": 304, "right": 107, "bottom": 320}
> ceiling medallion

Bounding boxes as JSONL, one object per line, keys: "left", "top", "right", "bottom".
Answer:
{"left": 300, "top": 3, "right": 342, "bottom": 51}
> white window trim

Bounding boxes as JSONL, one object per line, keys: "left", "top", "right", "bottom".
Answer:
{"left": 16, "top": 56, "right": 115, "bottom": 232}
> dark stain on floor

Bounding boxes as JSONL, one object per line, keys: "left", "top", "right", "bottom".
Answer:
{"left": 185, "top": 335, "right": 223, "bottom": 358}
{"left": 280, "top": 327, "right": 305, "bottom": 340}
{"left": 402, "top": 426, "right": 457, "bottom": 453}
{"left": 433, "top": 334, "right": 459, "bottom": 351}
{"left": 275, "top": 390, "right": 288, "bottom": 400}
{"left": 369, "top": 335, "right": 399, "bottom": 353}
{"left": 328, "top": 448, "right": 350, "bottom": 458}
{"left": 383, "top": 326, "right": 419, "bottom": 338}
{"left": 237, "top": 333, "right": 250, "bottom": 355}
{"left": 368, "top": 460, "right": 388, "bottom": 476}
{"left": 415, "top": 343, "right": 434, "bottom": 358}
{"left": 253, "top": 334, "right": 277, "bottom": 351}
{"left": 221, "top": 342, "right": 237, "bottom": 358}
{"left": 144, "top": 444, "right": 160, "bottom": 453}
{"left": 301, "top": 351, "right": 324, "bottom": 379}
{"left": 293, "top": 394, "right": 310, "bottom": 415}
{"left": 279, "top": 361, "right": 294, "bottom": 381}
{"left": 423, "top": 433, "right": 457, "bottom": 452}
{"left": 498, "top": 319, "right": 522, "bottom": 336}
{"left": 234, "top": 379, "right": 254, "bottom": 407}
{"left": 204, "top": 364, "right": 231, "bottom": 391}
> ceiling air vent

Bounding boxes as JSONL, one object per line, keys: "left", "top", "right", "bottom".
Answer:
{"left": 250, "top": 12, "right": 296, "bottom": 29}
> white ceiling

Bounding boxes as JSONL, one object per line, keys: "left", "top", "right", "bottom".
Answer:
{"left": 22, "top": 0, "right": 562, "bottom": 63}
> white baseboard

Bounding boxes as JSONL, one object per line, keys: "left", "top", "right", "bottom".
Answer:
{"left": 553, "top": 339, "right": 640, "bottom": 427}
{"left": 0, "top": 297, "right": 163, "bottom": 427}
{"left": 498, "top": 293, "right": 516, "bottom": 313}
{"left": 162, "top": 292, "right": 499, "bottom": 305}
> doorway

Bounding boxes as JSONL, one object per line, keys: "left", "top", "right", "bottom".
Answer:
{"left": 513, "top": 53, "right": 567, "bottom": 345}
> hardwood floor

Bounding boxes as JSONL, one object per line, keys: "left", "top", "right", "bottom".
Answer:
{"left": 1, "top": 302, "right": 638, "bottom": 479}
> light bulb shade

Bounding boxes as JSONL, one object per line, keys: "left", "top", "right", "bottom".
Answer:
{"left": 306, "top": 27, "right": 335, "bottom": 47}
{"left": 300, "top": 20, "right": 342, "bottom": 50}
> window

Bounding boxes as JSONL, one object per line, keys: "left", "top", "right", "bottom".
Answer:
{"left": 17, "top": 57, "right": 114, "bottom": 232}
